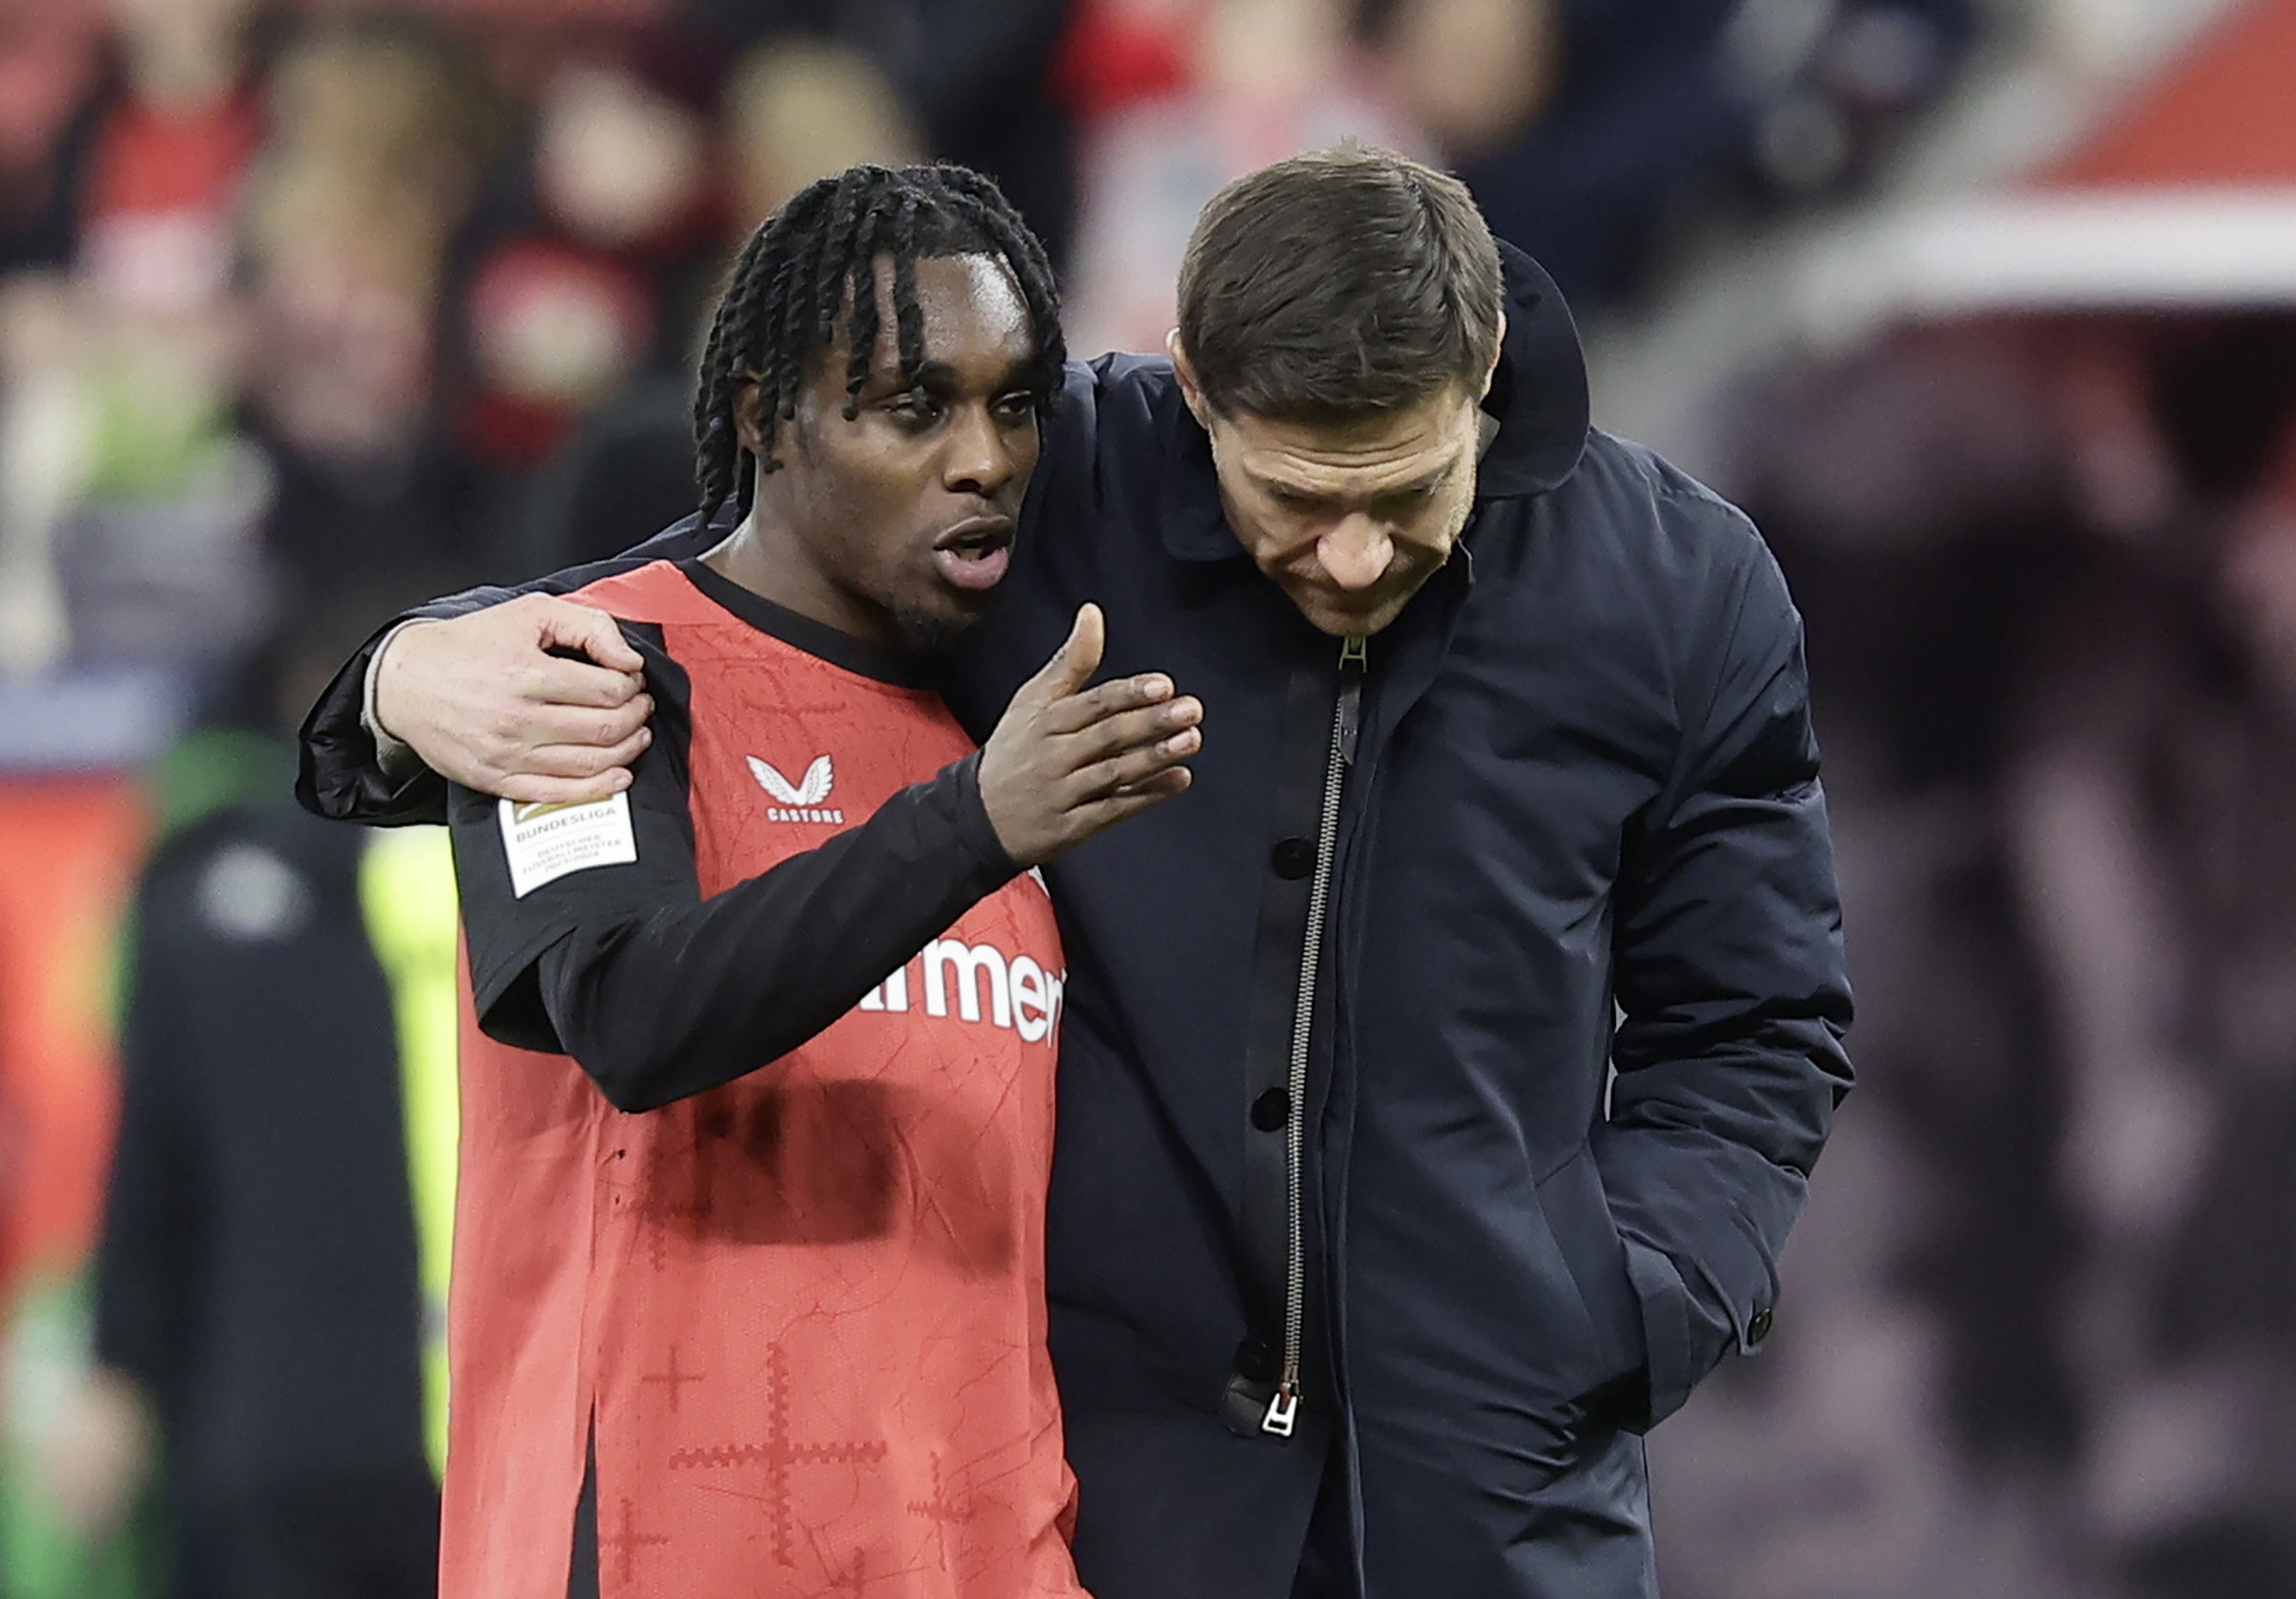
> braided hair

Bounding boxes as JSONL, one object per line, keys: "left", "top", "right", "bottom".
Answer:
{"left": 692, "top": 163, "right": 1065, "bottom": 531}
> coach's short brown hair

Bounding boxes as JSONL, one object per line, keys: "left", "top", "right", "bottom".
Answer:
{"left": 1175, "top": 145, "right": 1504, "bottom": 423}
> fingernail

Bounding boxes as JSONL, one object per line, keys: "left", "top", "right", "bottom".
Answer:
{"left": 1140, "top": 676, "right": 1172, "bottom": 700}
{"left": 1167, "top": 700, "right": 1200, "bottom": 725}
{"left": 1163, "top": 730, "right": 1199, "bottom": 755}
{"left": 636, "top": 728, "right": 652, "bottom": 745}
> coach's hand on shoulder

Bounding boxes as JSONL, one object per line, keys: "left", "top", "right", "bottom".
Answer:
{"left": 372, "top": 595, "right": 655, "bottom": 806}
{"left": 978, "top": 604, "right": 1200, "bottom": 867}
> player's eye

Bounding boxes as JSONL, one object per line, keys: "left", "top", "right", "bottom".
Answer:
{"left": 992, "top": 390, "right": 1037, "bottom": 423}
{"left": 884, "top": 389, "right": 943, "bottom": 426}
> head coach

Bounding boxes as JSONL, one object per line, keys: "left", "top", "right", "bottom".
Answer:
{"left": 300, "top": 145, "right": 1854, "bottom": 1599}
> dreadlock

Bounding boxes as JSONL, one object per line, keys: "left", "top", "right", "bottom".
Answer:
{"left": 692, "top": 163, "right": 1065, "bottom": 531}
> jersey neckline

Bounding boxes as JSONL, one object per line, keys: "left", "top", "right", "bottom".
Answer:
{"left": 674, "top": 559, "right": 938, "bottom": 690}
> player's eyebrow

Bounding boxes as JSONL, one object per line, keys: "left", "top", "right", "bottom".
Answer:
{"left": 887, "top": 355, "right": 1048, "bottom": 397}
{"left": 859, "top": 357, "right": 950, "bottom": 392}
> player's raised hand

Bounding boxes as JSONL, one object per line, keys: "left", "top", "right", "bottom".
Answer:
{"left": 977, "top": 604, "right": 1201, "bottom": 866}
{"left": 371, "top": 594, "right": 655, "bottom": 805}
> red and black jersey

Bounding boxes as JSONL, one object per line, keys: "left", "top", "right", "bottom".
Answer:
{"left": 445, "top": 559, "right": 1082, "bottom": 1599}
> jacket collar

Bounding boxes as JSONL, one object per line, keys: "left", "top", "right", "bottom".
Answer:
{"left": 1156, "top": 238, "right": 1591, "bottom": 564}
{"left": 1474, "top": 240, "right": 1592, "bottom": 500}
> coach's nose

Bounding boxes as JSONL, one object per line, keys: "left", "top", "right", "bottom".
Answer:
{"left": 1316, "top": 514, "right": 1393, "bottom": 590}
{"left": 944, "top": 403, "right": 1020, "bottom": 499}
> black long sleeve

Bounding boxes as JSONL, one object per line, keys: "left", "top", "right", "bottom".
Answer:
{"left": 446, "top": 607, "right": 1025, "bottom": 1114}
{"left": 530, "top": 757, "right": 1018, "bottom": 1112}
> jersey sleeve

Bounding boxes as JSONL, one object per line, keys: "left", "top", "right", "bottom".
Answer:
{"left": 448, "top": 620, "right": 703, "bottom": 1053}
{"left": 448, "top": 622, "right": 1025, "bottom": 1113}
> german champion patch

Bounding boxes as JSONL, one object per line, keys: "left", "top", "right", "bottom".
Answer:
{"left": 497, "top": 793, "right": 638, "bottom": 898}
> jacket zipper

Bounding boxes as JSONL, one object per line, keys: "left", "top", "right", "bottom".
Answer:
{"left": 1263, "top": 632, "right": 1366, "bottom": 1437}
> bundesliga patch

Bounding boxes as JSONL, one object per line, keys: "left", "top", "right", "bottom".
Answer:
{"left": 497, "top": 793, "right": 638, "bottom": 898}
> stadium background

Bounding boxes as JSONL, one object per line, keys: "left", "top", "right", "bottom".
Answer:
{"left": 1, "top": 0, "right": 2290, "bottom": 1594}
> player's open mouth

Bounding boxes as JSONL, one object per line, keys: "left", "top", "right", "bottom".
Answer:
{"left": 932, "top": 516, "right": 1014, "bottom": 592}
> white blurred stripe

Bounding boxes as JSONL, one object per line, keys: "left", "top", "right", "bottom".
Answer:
{"left": 1799, "top": 187, "right": 2296, "bottom": 343}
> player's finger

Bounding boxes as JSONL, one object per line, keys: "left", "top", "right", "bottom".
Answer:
{"left": 1058, "top": 697, "right": 1200, "bottom": 764}
{"left": 1067, "top": 726, "right": 1200, "bottom": 801}
{"left": 1041, "top": 672, "right": 1178, "bottom": 736}
{"left": 518, "top": 654, "right": 648, "bottom": 712}
{"left": 516, "top": 726, "right": 653, "bottom": 781}
{"left": 1017, "top": 604, "right": 1105, "bottom": 707}
{"left": 509, "top": 695, "right": 654, "bottom": 753}
{"left": 1121, "top": 766, "right": 1193, "bottom": 798}
{"left": 1095, "top": 766, "right": 1194, "bottom": 807}
{"left": 530, "top": 597, "right": 645, "bottom": 674}
{"left": 1060, "top": 769, "right": 1194, "bottom": 839}
{"left": 492, "top": 766, "right": 637, "bottom": 807}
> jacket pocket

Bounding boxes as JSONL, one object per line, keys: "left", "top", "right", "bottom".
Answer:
{"left": 1533, "top": 1143, "right": 1649, "bottom": 1429}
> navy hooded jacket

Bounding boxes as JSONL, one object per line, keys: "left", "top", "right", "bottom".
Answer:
{"left": 299, "top": 243, "right": 1853, "bottom": 1598}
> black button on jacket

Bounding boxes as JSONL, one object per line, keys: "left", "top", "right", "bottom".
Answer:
{"left": 298, "top": 243, "right": 1854, "bottom": 1599}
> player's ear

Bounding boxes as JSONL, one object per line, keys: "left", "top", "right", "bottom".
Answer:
{"left": 732, "top": 382, "right": 768, "bottom": 457}
{"left": 1167, "top": 331, "right": 1213, "bottom": 432}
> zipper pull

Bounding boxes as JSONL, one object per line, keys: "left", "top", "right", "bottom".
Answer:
{"left": 1262, "top": 1382, "right": 1299, "bottom": 1438}
{"left": 1336, "top": 634, "right": 1366, "bottom": 766}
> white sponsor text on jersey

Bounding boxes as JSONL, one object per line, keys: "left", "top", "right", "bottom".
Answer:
{"left": 859, "top": 937, "right": 1064, "bottom": 1044}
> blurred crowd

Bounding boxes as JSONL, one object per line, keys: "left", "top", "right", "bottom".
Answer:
{"left": 1644, "top": 307, "right": 2296, "bottom": 1599}
{"left": 0, "top": 0, "right": 1979, "bottom": 755}
{"left": 0, "top": 0, "right": 2034, "bottom": 1595}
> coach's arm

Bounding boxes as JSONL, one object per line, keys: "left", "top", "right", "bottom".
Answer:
{"left": 295, "top": 524, "right": 712, "bottom": 828}
{"left": 1598, "top": 512, "right": 1855, "bottom": 1429}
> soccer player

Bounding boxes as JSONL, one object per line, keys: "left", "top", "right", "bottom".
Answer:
{"left": 437, "top": 166, "right": 1199, "bottom": 1599}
